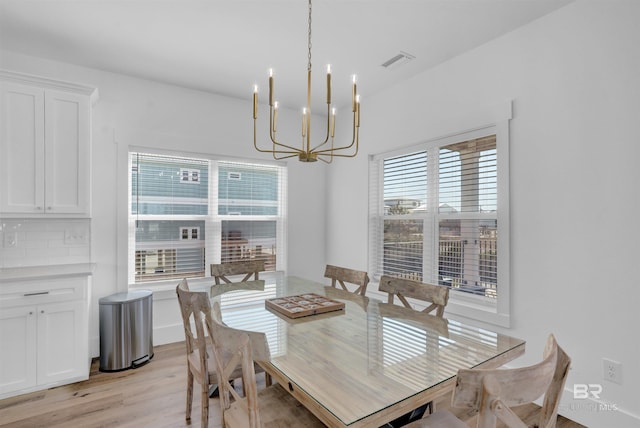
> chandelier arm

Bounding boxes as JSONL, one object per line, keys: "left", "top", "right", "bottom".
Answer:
{"left": 254, "top": 119, "right": 303, "bottom": 155}
{"left": 309, "top": 104, "right": 332, "bottom": 152}
{"left": 272, "top": 152, "right": 300, "bottom": 160}
{"left": 316, "top": 115, "right": 358, "bottom": 153}
{"left": 317, "top": 127, "right": 359, "bottom": 159}
{"left": 317, "top": 155, "right": 333, "bottom": 164}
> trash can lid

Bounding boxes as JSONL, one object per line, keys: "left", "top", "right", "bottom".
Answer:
{"left": 99, "top": 289, "right": 153, "bottom": 304}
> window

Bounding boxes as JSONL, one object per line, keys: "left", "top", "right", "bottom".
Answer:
{"left": 369, "top": 124, "right": 510, "bottom": 326}
{"left": 129, "top": 152, "right": 286, "bottom": 284}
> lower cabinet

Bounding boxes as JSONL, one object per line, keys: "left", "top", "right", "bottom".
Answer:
{"left": 0, "top": 275, "right": 89, "bottom": 399}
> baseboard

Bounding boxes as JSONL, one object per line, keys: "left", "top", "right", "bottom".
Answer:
{"left": 152, "top": 323, "right": 184, "bottom": 346}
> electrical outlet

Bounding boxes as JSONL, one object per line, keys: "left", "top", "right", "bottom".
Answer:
{"left": 603, "top": 358, "right": 622, "bottom": 384}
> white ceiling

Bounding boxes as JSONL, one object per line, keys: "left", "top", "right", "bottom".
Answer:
{"left": 0, "top": 0, "right": 573, "bottom": 111}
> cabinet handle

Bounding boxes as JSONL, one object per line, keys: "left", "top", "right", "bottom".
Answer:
{"left": 29, "top": 311, "right": 33, "bottom": 315}
{"left": 23, "top": 291, "right": 50, "bottom": 297}
{"left": 47, "top": 207, "right": 52, "bottom": 210}
{"left": 36, "top": 206, "right": 43, "bottom": 210}
{"left": 41, "top": 310, "right": 45, "bottom": 314}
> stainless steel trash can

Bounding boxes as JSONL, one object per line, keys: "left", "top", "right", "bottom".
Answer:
{"left": 99, "top": 289, "right": 153, "bottom": 372}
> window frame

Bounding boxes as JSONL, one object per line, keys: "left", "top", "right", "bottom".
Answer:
{"left": 125, "top": 148, "right": 287, "bottom": 290}
{"left": 369, "top": 120, "right": 510, "bottom": 327}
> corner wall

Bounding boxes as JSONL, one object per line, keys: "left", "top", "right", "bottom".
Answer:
{"left": 325, "top": 1, "right": 640, "bottom": 426}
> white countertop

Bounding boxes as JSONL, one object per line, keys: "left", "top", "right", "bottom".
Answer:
{"left": 0, "top": 263, "right": 95, "bottom": 281}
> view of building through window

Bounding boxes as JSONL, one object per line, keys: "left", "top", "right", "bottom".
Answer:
{"left": 129, "top": 153, "right": 285, "bottom": 283}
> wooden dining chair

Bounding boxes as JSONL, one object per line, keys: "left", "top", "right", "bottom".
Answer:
{"left": 324, "top": 264, "right": 370, "bottom": 296}
{"left": 176, "top": 279, "right": 244, "bottom": 428}
{"left": 211, "top": 260, "right": 265, "bottom": 285}
{"left": 405, "top": 334, "right": 571, "bottom": 428}
{"left": 378, "top": 275, "right": 449, "bottom": 317}
{"left": 203, "top": 300, "right": 326, "bottom": 428}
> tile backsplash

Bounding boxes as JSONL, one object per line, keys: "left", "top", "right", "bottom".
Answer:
{"left": 0, "top": 218, "right": 91, "bottom": 268}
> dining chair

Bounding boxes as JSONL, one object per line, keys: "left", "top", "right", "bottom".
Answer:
{"left": 211, "top": 260, "right": 265, "bottom": 285}
{"left": 405, "top": 334, "right": 571, "bottom": 428}
{"left": 378, "top": 275, "right": 449, "bottom": 317}
{"left": 176, "top": 279, "right": 271, "bottom": 427}
{"left": 324, "top": 264, "right": 370, "bottom": 296}
{"left": 176, "top": 279, "right": 243, "bottom": 427}
{"left": 204, "top": 300, "right": 326, "bottom": 428}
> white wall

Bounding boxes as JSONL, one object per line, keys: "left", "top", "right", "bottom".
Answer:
{"left": 326, "top": 1, "right": 639, "bottom": 426}
{"left": 0, "top": 49, "right": 327, "bottom": 357}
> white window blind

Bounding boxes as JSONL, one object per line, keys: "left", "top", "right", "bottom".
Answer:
{"left": 129, "top": 152, "right": 287, "bottom": 284}
{"left": 369, "top": 129, "right": 504, "bottom": 311}
{"left": 130, "top": 153, "right": 208, "bottom": 283}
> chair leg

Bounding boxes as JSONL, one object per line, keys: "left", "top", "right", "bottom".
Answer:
{"left": 265, "top": 372, "right": 272, "bottom": 386}
{"left": 186, "top": 370, "right": 193, "bottom": 421}
{"left": 201, "top": 382, "right": 209, "bottom": 428}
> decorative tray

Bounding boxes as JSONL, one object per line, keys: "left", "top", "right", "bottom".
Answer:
{"left": 265, "top": 293, "right": 345, "bottom": 319}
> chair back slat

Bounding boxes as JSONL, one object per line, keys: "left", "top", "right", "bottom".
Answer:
{"left": 211, "top": 260, "right": 265, "bottom": 285}
{"left": 324, "top": 264, "right": 370, "bottom": 296}
{"left": 378, "top": 275, "right": 449, "bottom": 317}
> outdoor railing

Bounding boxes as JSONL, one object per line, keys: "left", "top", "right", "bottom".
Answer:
{"left": 383, "top": 238, "right": 497, "bottom": 297}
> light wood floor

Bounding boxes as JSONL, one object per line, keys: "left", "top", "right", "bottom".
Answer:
{"left": 0, "top": 341, "right": 585, "bottom": 428}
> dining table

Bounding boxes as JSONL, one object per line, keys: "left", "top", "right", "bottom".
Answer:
{"left": 209, "top": 273, "right": 525, "bottom": 428}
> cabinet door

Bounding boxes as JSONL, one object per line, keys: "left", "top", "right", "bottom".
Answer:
{"left": 44, "top": 90, "right": 91, "bottom": 215}
{"left": 0, "top": 306, "right": 37, "bottom": 395}
{"left": 36, "top": 300, "right": 88, "bottom": 385}
{"left": 0, "top": 82, "right": 45, "bottom": 213}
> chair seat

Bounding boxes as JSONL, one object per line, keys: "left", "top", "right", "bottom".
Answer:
{"left": 224, "top": 383, "right": 325, "bottom": 428}
{"left": 404, "top": 410, "right": 469, "bottom": 428}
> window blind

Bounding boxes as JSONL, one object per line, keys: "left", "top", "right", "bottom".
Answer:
{"left": 217, "top": 161, "right": 286, "bottom": 271}
{"left": 131, "top": 153, "right": 208, "bottom": 283}
{"left": 369, "top": 132, "right": 499, "bottom": 300}
{"left": 129, "top": 153, "right": 287, "bottom": 284}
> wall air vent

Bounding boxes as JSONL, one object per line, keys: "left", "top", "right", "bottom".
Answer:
{"left": 381, "top": 51, "right": 415, "bottom": 69}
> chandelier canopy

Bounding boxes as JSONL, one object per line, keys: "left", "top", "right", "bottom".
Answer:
{"left": 253, "top": 0, "right": 360, "bottom": 163}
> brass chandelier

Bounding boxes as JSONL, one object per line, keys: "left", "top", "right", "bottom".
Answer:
{"left": 253, "top": 0, "right": 360, "bottom": 163}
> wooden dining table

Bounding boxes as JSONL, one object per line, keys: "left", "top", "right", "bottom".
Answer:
{"left": 210, "top": 274, "right": 525, "bottom": 428}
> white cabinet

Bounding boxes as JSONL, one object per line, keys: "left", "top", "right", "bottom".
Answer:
{"left": 0, "top": 305, "right": 37, "bottom": 393}
{"left": 0, "top": 274, "right": 90, "bottom": 399}
{"left": 0, "top": 70, "right": 98, "bottom": 217}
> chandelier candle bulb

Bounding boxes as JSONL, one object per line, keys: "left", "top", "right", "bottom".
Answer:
{"left": 352, "top": 75, "right": 357, "bottom": 112}
{"left": 302, "top": 108, "right": 307, "bottom": 137}
{"left": 253, "top": 85, "right": 258, "bottom": 119}
{"left": 268, "top": 69, "right": 274, "bottom": 106}
{"left": 331, "top": 108, "right": 336, "bottom": 138}
{"left": 327, "top": 64, "right": 332, "bottom": 104}
{"left": 273, "top": 101, "right": 278, "bottom": 132}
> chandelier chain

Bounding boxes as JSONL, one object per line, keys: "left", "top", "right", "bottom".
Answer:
{"left": 307, "top": 0, "right": 312, "bottom": 72}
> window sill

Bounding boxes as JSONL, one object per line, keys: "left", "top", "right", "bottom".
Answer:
{"left": 444, "top": 299, "right": 510, "bottom": 328}
{"left": 129, "top": 276, "right": 214, "bottom": 300}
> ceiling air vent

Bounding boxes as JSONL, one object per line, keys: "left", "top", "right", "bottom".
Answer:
{"left": 381, "top": 51, "right": 415, "bottom": 69}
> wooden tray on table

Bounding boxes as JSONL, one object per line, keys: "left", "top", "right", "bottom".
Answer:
{"left": 265, "top": 293, "right": 345, "bottom": 319}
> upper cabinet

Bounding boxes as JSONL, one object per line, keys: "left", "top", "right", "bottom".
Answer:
{"left": 0, "top": 70, "right": 98, "bottom": 217}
